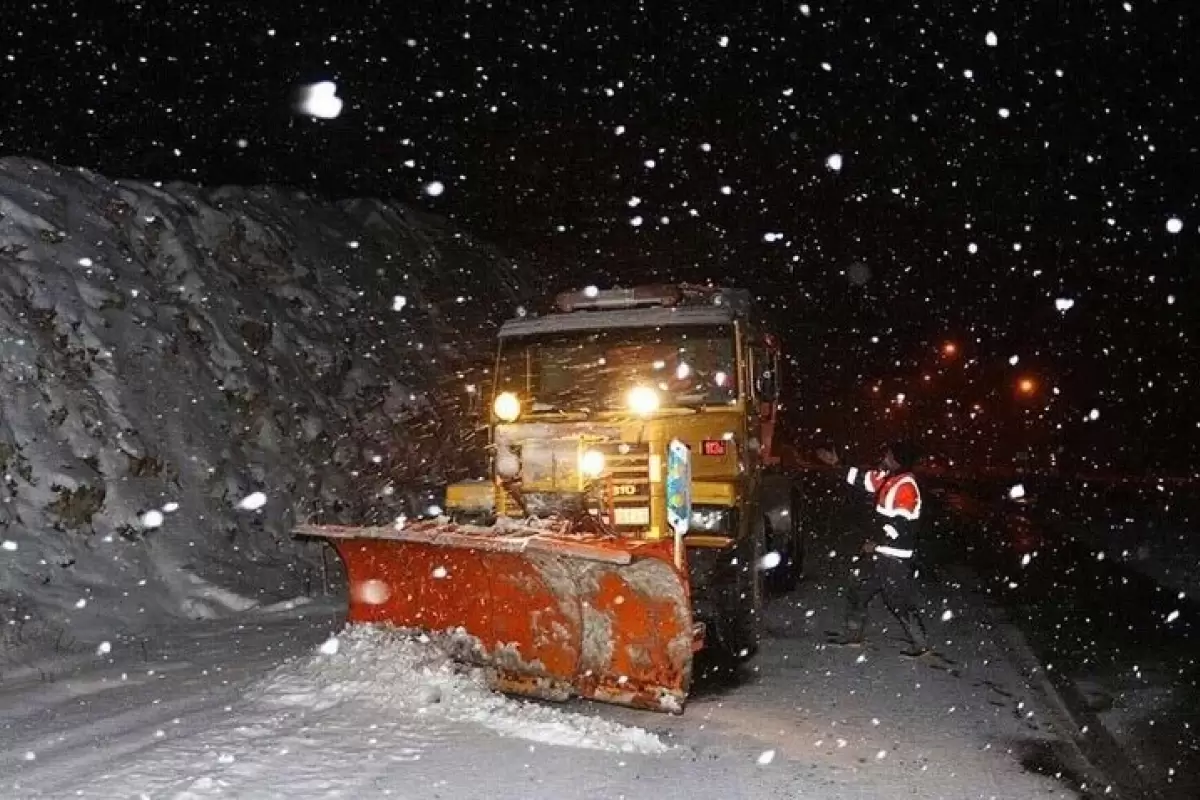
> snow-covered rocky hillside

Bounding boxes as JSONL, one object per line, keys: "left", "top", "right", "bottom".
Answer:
{"left": 0, "top": 157, "right": 529, "bottom": 656}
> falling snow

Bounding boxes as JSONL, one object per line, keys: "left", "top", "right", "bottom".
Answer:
{"left": 140, "top": 510, "right": 165, "bottom": 529}
{"left": 237, "top": 492, "right": 268, "bottom": 511}
{"left": 0, "top": 3, "right": 1195, "bottom": 794}
{"left": 295, "top": 81, "right": 343, "bottom": 120}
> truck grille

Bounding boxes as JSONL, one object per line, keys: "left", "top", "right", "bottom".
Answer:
{"left": 495, "top": 440, "right": 654, "bottom": 533}
{"left": 595, "top": 441, "right": 652, "bottom": 533}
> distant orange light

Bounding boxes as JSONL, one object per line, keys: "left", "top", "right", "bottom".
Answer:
{"left": 1017, "top": 377, "right": 1036, "bottom": 395}
{"left": 942, "top": 342, "right": 958, "bottom": 356}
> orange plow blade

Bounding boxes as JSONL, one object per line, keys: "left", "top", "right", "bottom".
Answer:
{"left": 295, "top": 521, "right": 698, "bottom": 713}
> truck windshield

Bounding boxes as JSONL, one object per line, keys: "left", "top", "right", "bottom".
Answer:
{"left": 496, "top": 324, "right": 738, "bottom": 412}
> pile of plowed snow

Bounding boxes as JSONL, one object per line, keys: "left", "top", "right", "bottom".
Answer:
{"left": 257, "top": 625, "right": 670, "bottom": 754}
{"left": 0, "top": 157, "right": 530, "bottom": 655}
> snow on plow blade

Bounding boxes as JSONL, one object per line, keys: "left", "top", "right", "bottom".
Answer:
{"left": 295, "top": 521, "right": 696, "bottom": 713}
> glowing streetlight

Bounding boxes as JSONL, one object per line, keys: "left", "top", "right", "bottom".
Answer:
{"left": 1017, "top": 377, "right": 1037, "bottom": 396}
{"left": 942, "top": 341, "right": 958, "bottom": 357}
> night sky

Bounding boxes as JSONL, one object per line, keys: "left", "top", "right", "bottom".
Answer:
{"left": 2, "top": 0, "right": 1195, "bottom": 471}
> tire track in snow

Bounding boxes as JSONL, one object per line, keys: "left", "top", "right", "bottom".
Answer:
{"left": 1, "top": 610, "right": 343, "bottom": 795}
{"left": 6, "top": 689, "right": 246, "bottom": 795}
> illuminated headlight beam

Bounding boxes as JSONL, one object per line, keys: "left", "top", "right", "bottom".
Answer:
{"left": 580, "top": 449, "right": 606, "bottom": 478}
{"left": 627, "top": 385, "right": 660, "bottom": 415}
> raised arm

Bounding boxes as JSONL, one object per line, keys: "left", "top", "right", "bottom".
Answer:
{"left": 816, "top": 447, "right": 886, "bottom": 495}
{"left": 845, "top": 465, "right": 888, "bottom": 494}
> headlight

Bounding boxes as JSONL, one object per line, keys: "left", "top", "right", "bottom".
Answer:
{"left": 626, "top": 385, "right": 660, "bottom": 415}
{"left": 579, "top": 449, "right": 606, "bottom": 478}
{"left": 493, "top": 392, "right": 521, "bottom": 422}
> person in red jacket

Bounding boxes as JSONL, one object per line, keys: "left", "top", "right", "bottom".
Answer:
{"left": 817, "top": 441, "right": 931, "bottom": 657}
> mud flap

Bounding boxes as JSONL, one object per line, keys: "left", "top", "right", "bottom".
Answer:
{"left": 296, "top": 522, "right": 696, "bottom": 713}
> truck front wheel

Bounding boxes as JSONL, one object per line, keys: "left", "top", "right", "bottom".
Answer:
{"left": 763, "top": 481, "right": 805, "bottom": 594}
{"left": 708, "top": 531, "right": 763, "bottom": 662}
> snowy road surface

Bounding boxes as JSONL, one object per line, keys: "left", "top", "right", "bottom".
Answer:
{"left": 926, "top": 482, "right": 1198, "bottom": 797}
{"left": 1, "top": 533, "right": 1092, "bottom": 799}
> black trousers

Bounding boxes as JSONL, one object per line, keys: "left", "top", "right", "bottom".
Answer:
{"left": 845, "top": 554, "right": 928, "bottom": 649}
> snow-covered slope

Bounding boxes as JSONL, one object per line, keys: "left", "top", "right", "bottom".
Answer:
{"left": 0, "top": 157, "right": 528, "bottom": 655}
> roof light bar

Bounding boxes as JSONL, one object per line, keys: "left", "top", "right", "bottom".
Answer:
{"left": 555, "top": 284, "right": 682, "bottom": 312}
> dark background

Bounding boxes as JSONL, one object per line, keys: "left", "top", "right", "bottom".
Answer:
{"left": 2, "top": 0, "right": 1194, "bottom": 473}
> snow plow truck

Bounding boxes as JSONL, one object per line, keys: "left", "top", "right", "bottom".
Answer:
{"left": 296, "top": 283, "right": 803, "bottom": 713}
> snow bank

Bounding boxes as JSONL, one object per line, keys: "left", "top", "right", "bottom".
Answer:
{"left": 256, "top": 625, "right": 669, "bottom": 754}
{"left": 0, "top": 157, "right": 529, "bottom": 655}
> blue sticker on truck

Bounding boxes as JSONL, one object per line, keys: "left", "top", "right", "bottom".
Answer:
{"left": 665, "top": 439, "right": 692, "bottom": 537}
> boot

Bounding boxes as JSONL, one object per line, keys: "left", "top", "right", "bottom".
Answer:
{"left": 898, "top": 613, "right": 930, "bottom": 657}
{"left": 827, "top": 633, "right": 865, "bottom": 647}
{"left": 826, "top": 622, "right": 865, "bottom": 647}
{"left": 899, "top": 644, "right": 933, "bottom": 658}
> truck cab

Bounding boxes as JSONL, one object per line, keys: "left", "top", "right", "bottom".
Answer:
{"left": 446, "top": 283, "right": 801, "bottom": 659}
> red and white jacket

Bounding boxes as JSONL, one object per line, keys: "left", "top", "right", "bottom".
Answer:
{"left": 846, "top": 466, "right": 922, "bottom": 559}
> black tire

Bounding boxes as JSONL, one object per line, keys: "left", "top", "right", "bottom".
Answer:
{"left": 762, "top": 514, "right": 787, "bottom": 595}
{"left": 710, "top": 533, "right": 763, "bottom": 661}
{"left": 760, "top": 474, "right": 805, "bottom": 595}
{"left": 764, "top": 509, "right": 804, "bottom": 594}
{"left": 786, "top": 482, "right": 806, "bottom": 583}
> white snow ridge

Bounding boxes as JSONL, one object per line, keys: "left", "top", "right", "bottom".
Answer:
{"left": 255, "top": 625, "right": 670, "bottom": 755}
{"left": 0, "top": 156, "right": 525, "bottom": 652}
